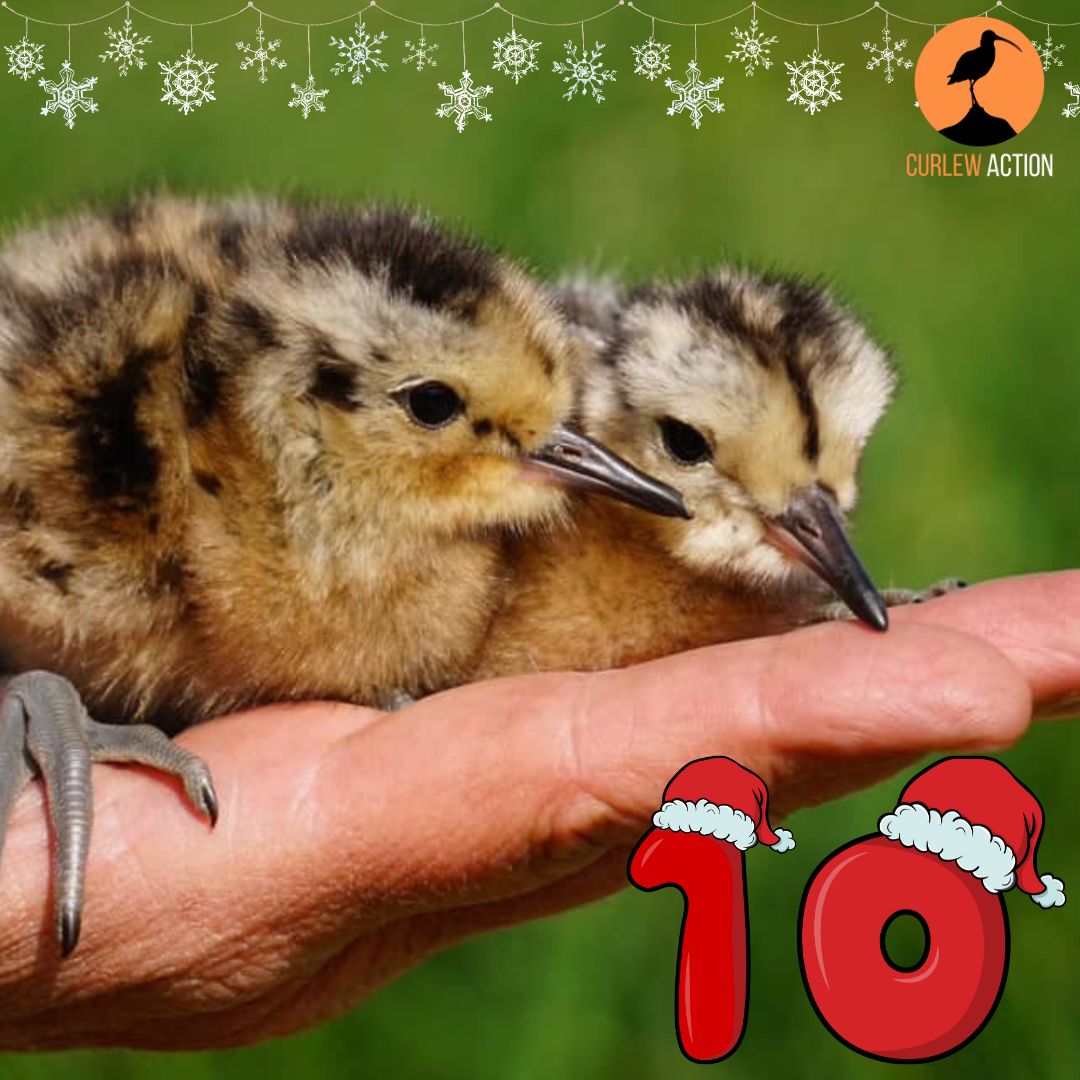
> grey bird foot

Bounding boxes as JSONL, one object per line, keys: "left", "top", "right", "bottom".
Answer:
{"left": 380, "top": 689, "right": 416, "bottom": 712}
{"left": 0, "top": 670, "right": 217, "bottom": 957}
{"left": 818, "top": 579, "right": 968, "bottom": 623}
{"left": 880, "top": 578, "right": 969, "bottom": 607}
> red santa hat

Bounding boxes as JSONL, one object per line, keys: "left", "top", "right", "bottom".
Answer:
{"left": 877, "top": 757, "right": 1065, "bottom": 909}
{"left": 650, "top": 756, "right": 795, "bottom": 854}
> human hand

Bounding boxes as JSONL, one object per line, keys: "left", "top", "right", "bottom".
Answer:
{"left": 1, "top": 571, "right": 1078, "bottom": 1051}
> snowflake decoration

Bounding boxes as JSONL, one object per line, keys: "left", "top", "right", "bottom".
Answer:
{"left": 5, "top": 34, "right": 45, "bottom": 81}
{"left": 1064, "top": 82, "right": 1080, "bottom": 119}
{"left": 862, "top": 26, "right": 912, "bottom": 84}
{"left": 725, "top": 17, "right": 778, "bottom": 77}
{"left": 160, "top": 50, "right": 217, "bottom": 115}
{"left": 436, "top": 70, "right": 493, "bottom": 133}
{"left": 99, "top": 15, "right": 152, "bottom": 77}
{"left": 665, "top": 60, "right": 724, "bottom": 129}
{"left": 785, "top": 50, "right": 843, "bottom": 115}
{"left": 329, "top": 20, "right": 388, "bottom": 85}
{"left": 492, "top": 27, "right": 540, "bottom": 84}
{"left": 1033, "top": 31, "right": 1065, "bottom": 71}
{"left": 39, "top": 61, "right": 98, "bottom": 129}
{"left": 402, "top": 35, "right": 438, "bottom": 71}
{"left": 288, "top": 74, "right": 328, "bottom": 118}
{"left": 552, "top": 40, "right": 616, "bottom": 103}
{"left": 237, "top": 24, "right": 286, "bottom": 83}
{"left": 631, "top": 36, "right": 670, "bottom": 81}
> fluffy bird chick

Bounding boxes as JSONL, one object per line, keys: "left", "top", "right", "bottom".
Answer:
{"left": 0, "top": 196, "right": 685, "bottom": 954}
{"left": 476, "top": 268, "right": 959, "bottom": 679}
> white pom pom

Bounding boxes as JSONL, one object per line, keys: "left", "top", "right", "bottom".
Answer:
{"left": 1031, "top": 873, "right": 1066, "bottom": 909}
{"left": 771, "top": 827, "right": 795, "bottom": 853}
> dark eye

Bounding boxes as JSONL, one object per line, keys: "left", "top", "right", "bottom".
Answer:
{"left": 659, "top": 417, "right": 712, "bottom": 466}
{"left": 396, "top": 381, "right": 464, "bottom": 430}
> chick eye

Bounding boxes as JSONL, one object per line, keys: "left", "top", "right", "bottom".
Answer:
{"left": 396, "top": 381, "right": 464, "bottom": 430}
{"left": 658, "top": 417, "right": 712, "bottom": 466}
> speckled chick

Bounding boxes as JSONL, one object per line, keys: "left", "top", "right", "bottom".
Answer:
{"left": 475, "top": 268, "right": 960, "bottom": 679}
{"left": 0, "top": 196, "right": 686, "bottom": 954}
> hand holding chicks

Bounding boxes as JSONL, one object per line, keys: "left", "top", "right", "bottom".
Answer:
{"left": 0, "top": 572, "right": 1077, "bottom": 1050}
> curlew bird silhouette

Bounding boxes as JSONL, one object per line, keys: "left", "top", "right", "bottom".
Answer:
{"left": 947, "top": 29, "right": 1022, "bottom": 108}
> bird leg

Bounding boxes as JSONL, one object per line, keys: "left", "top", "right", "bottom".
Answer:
{"left": 816, "top": 578, "right": 968, "bottom": 624}
{"left": 0, "top": 671, "right": 217, "bottom": 956}
{"left": 969, "top": 80, "right": 979, "bottom": 109}
{"left": 880, "top": 578, "right": 968, "bottom": 607}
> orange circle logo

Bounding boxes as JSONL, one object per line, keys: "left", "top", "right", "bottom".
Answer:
{"left": 915, "top": 17, "right": 1044, "bottom": 145}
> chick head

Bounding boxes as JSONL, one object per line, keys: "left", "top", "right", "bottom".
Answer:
{"left": 579, "top": 267, "right": 896, "bottom": 627}
{"left": 225, "top": 207, "right": 685, "bottom": 540}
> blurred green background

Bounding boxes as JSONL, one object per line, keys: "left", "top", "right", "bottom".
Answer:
{"left": 2, "top": 0, "right": 1078, "bottom": 1076}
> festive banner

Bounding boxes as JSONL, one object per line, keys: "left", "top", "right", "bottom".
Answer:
{"left": 3, "top": 1, "right": 1078, "bottom": 130}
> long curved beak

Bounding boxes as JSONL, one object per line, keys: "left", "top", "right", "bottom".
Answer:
{"left": 526, "top": 424, "right": 691, "bottom": 520}
{"left": 766, "top": 485, "right": 888, "bottom": 631}
{"left": 993, "top": 34, "right": 1023, "bottom": 51}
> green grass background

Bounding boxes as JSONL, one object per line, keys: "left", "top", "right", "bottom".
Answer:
{"left": 2, "top": 0, "right": 1079, "bottom": 1075}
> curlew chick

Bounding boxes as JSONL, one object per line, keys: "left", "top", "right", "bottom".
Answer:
{"left": 0, "top": 196, "right": 685, "bottom": 954}
{"left": 476, "top": 268, "right": 960, "bottom": 679}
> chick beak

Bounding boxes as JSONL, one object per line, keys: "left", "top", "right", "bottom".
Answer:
{"left": 526, "top": 423, "right": 691, "bottom": 520}
{"left": 766, "top": 485, "right": 889, "bottom": 631}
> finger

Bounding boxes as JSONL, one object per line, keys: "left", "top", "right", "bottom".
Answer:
{"left": 558, "top": 620, "right": 1031, "bottom": 822}
{"left": 357, "top": 612, "right": 1049, "bottom": 964}
{"left": 303, "top": 619, "right": 1030, "bottom": 912}
{"left": 888, "top": 570, "right": 1080, "bottom": 718}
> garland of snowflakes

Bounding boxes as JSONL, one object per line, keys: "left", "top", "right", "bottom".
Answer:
{"left": 3, "top": 4, "right": 1080, "bottom": 132}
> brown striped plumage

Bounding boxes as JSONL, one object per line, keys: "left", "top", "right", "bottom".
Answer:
{"left": 0, "top": 195, "right": 581, "bottom": 727}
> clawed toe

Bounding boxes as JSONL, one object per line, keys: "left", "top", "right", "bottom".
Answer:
{"left": 881, "top": 577, "right": 970, "bottom": 609}
{"left": 381, "top": 688, "right": 416, "bottom": 712}
{"left": 87, "top": 721, "right": 219, "bottom": 826}
{"left": 928, "top": 577, "right": 968, "bottom": 596}
{"left": 909, "top": 577, "right": 970, "bottom": 603}
{"left": 0, "top": 670, "right": 217, "bottom": 957}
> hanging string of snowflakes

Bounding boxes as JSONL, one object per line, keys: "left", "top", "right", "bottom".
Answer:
{"left": 2, "top": 0, "right": 1079, "bottom": 131}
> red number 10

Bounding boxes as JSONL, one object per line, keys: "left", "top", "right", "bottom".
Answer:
{"left": 628, "top": 756, "right": 1063, "bottom": 1065}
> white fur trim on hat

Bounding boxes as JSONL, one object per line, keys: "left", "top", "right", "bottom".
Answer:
{"left": 1031, "top": 874, "right": 1067, "bottom": 908}
{"left": 771, "top": 828, "right": 796, "bottom": 854}
{"left": 878, "top": 803, "right": 1016, "bottom": 894}
{"left": 653, "top": 799, "right": 759, "bottom": 850}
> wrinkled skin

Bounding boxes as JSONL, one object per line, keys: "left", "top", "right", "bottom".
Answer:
{"left": 1, "top": 572, "right": 1079, "bottom": 1050}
